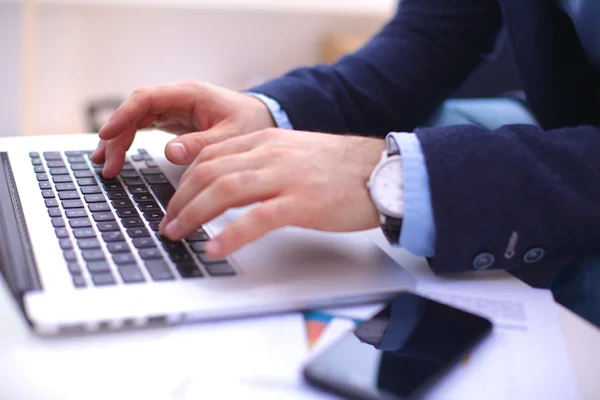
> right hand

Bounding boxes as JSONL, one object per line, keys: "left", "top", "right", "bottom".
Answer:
{"left": 91, "top": 79, "right": 277, "bottom": 178}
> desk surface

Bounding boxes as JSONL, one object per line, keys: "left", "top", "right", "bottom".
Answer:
{"left": 0, "top": 133, "right": 598, "bottom": 399}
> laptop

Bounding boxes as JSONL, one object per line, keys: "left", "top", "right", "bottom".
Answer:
{"left": 0, "top": 131, "right": 415, "bottom": 335}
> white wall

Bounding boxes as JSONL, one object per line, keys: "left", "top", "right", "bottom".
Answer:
{"left": 0, "top": 3, "right": 22, "bottom": 137}
{"left": 31, "top": 5, "right": 386, "bottom": 135}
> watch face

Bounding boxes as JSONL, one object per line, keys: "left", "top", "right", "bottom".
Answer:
{"left": 371, "top": 158, "right": 403, "bottom": 217}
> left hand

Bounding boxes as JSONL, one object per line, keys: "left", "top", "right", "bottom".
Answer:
{"left": 160, "top": 128, "right": 386, "bottom": 257}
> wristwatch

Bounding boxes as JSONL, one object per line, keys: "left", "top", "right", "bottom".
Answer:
{"left": 366, "top": 136, "right": 404, "bottom": 245}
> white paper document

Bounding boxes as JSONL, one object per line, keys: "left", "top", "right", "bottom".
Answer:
{"left": 414, "top": 281, "right": 580, "bottom": 400}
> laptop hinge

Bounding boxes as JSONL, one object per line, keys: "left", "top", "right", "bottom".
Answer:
{"left": 0, "top": 152, "right": 42, "bottom": 310}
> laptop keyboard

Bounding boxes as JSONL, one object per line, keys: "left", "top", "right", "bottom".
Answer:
{"left": 30, "top": 149, "right": 236, "bottom": 288}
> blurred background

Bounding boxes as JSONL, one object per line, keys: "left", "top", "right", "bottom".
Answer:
{"left": 0, "top": 0, "right": 522, "bottom": 137}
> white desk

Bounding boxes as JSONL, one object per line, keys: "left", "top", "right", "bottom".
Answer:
{"left": 0, "top": 133, "right": 598, "bottom": 399}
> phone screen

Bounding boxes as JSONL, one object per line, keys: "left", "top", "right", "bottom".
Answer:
{"left": 303, "top": 292, "right": 492, "bottom": 400}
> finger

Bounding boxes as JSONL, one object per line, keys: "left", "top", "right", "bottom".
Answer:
{"left": 204, "top": 197, "right": 295, "bottom": 257}
{"left": 102, "top": 123, "right": 138, "bottom": 178}
{"left": 197, "top": 129, "right": 269, "bottom": 163}
{"left": 164, "top": 121, "right": 240, "bottom": 165}
{"left": 161, "top": 170, "right": 280, "bottom": 241}
{"left": 164, "top": 153, "right": 267, "bottom": 226}
{"left": 90, "top": 140, "right": 108, "bottom": 164}
{"left": 98, "top": 82, "right": 202, "bottom": 140}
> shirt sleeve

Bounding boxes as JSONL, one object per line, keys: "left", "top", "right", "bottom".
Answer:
{"left": 387, "top": 132, "right": 436, "bottom": 257}
{"left": 246, "top": 92, "right": 294, "bottom": 130}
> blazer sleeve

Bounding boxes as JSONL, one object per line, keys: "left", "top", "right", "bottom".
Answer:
{"left": 248, "top": 0, "right": 503, "bottom": 136}
{"left": 416, "top": 123, "right": 600, "bottom": 274}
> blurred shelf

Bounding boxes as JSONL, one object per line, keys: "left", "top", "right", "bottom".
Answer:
{"left": 24, "top": 0, "right": 397, "bottom": 17}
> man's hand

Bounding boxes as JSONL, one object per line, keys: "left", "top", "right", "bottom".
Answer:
{"left": 160, "top": 128, "right": 386, "bottom": 258}
{"left": 91, "top": 79, "right": 276, "bottom": 178}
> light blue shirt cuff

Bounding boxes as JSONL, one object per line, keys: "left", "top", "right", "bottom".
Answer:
{"left": 246, "top": 92, "right": 294, "bottom": 130}
{"left": 387, "top": 132, "right": 436, "bottom": 257}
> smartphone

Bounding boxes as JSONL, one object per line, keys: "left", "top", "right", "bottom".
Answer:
{"left": 303, "top": 292, "right": 492, "bottom": 400}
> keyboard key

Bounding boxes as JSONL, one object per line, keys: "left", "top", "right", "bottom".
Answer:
{"left": 69, "top": 218, "right": 92, "bottom": 228}
{"left": 55, "top": 228, "right": 69, "bottom": 238}
{"left": 140, "top": 167, "right": 162, "bottom": 175}
{"left": 118, "top": 265, "right": 146, "bottom": 284}
{"left": 52, "top": 176, "right": 73, "bottom": 184}
{"left": 122, "top": 217, "right": 144, "bottom": 228}
{"left": 113, "top": 253, "right": 136, "bottom": 265}
{"left": 66, "top": 209, "right": 87, "bottom": 218}
{"left": 145, "top": 260, "right": 174, "bottom": 281}
{"left": 189, "top": 242, "right": 207, "bottom": 253}
{"left": 68, "top": 262, "right": 82, "bottom": 275}
{"left": 97, "top": 221, "right": 120, "bottom": 232}
{"left": 149, "top": 184, "right": 176, "bottom": 208}
{"left": 77, "top": 178, "right": 97, "bottom": 186}
{"left": 29, "top": 151, "right": 40, "bottom": 158}
{"left": 185, "top": 231, "right": 210, "bottom": 242}
{"left": 131, "top": 154, "right": 143, "bottom": 162}
{"left": 89, "top": 202, "right": 110, "bottom": 212}
{"left": 145, "top": 174, "right": 169, "bottom": 185}
{"left": 127, "top": 227, "right": 149, "bottom": 238}
{"left": 107, "top": 242, "right": 130, "bottom": 253}
{"left": 87, "top": 261, "right": 111, "bottom": 273}
{"left": 139, "top": 248, "right": 162, "bottom": 260}
{"left": 39, "top": 181, "right": 52, "bottom": 190}
{"left": 91, "top": 272, "right": 116, "bottom": 286}
{"left": 104, "top": 182, "right": 123, "bottom": 191}
{"left": 143, "top": 211, "right": 164, "bottom": 221}
{"left": 102, "top": 231, "right": 124, "bottom": 242}
{"left": 123, "top": 178, "right": 144, "bottom": 186}
{"left": 58, "top": 191, "right": 80, "bottom": 200}
{"left": 122, "top": 162, "right": 135, "bottom": 171}
{"left": 112, "top": 200, "right": 133, "bottom": 209}
{"left": 74, "top": 170, "right": 93, "bottom": 178}
{"left": 43, "top": 151, "right": 62, "bottom": 160}
{"left": 73, "top": 228, "right": 96, "bottom": 239}
{"left": 55, "top": 182, "right": 76, "bottom": 191}
{"left": 45, "top": 198, "right": 59, "bottom": 208}
{"left": 82, "top": 250, "right": 105, "bottom": 262}
{"left": 92, "top": 212, "right": 115, "bottom": 222}
{"left": 84, "top": 194, "right": 106, "bottom": 203}
{"left": 73, "top": 275, "right": 87, "bottom": 288}
{"left": 149, "top": 221, "right": 161, "bottom": 231}
{"left": 146, "top": 160, "right": 158, "bottom": 168}
{"left": 48, "top": 208, "right": 62, "bottom": 218}
{"left": 132, "top": 237, "right": 156, "bottom": 249}
{"left": 63, "top": 250, "right": 78, "bottom": 262}
{"left": 175, "top": 262, "right": 204, "bottom": 278}
{"left": 133, "top": 193, "right": 154, "bottom": 202}
{"left": 205, "top": 263, "right": 236, "bottom": 277}
{"left": 138, "top": 201, "right": 160, "bottom": 212}
{"left": 46, "top": 160, "right": 66, "bottom": 168}
{"left": 168, "top": 251, "right": 193, "bottom": 265}
{"left": 67, "top": 156, "right": 85, "bottom": 163}
{"left": 51, "top": 218, "right": 66, "bottom": 228}
{"left": 31, "top": 158, "right": 43, "bottom": 166}
{"left": 37, "top": 173, "right": 49, "bottom": 181}
{"left": 116, "top": 208, "right": 138, "bottom": 218}
{"left": 81, "top": 186, "right": 102, "bottom": 194}
{"left": 78, "top": 238, "right": 101, "bottom": 249}
{"left": 70, "top": 163, "right": 89, "bottom": 171}
{"left": 65, "top": 151, "right": 83, "bottom": 157}
{"left": 34, "top": 165, "right": 45, "bottom": 173}
{"left": 41, "top": 189, "right": 55, "bottom": 198}
{"left": 128, "top": 185, "right": 149, "bottom": 194}
{"left": 49, "top": 167, "right": 69, "bottom": 175}
{"left": 107, "top": 190, "right": 128, "bottom": 200}
{"left": 62, "top": 200, "right": 84, "bottom": 209}
{"left": 120, "top": 170, "right": 139, "bottom": 179}
{"left": 198, "top": 253, "right": 226, "bottom": 264}
{"left": 59, "top": 239, "right": 73, "bottom": 250}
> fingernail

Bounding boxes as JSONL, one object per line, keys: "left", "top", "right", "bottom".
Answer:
{"left": 205, "top": 240, "right": 222, "bottom": 256}
{"left": 164, "top": 219, "right": 182, "bottom": 239}
{"left": 159, "top": 217, "right": 169, "bottom": 232}
{"left": 171, "top": 142, "right": 188, "bottom": 162}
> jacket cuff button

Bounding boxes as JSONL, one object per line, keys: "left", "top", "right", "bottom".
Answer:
{"left": 523, "top": 248, "right": 545, "bottom": 264}
{"left": 473, "top": 253, "right": 495, "bottom": 270}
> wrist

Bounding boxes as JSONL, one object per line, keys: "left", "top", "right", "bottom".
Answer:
{"left": 244, "top": 93, "right": 278, "bottom": 130}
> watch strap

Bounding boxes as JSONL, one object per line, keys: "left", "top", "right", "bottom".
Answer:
{"left": 381, "top": 216, "right": 403, "bottom": 245}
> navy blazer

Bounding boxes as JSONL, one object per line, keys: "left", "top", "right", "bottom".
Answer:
{"left": 250, "top": 0, "right": 600, "bottom": 274}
